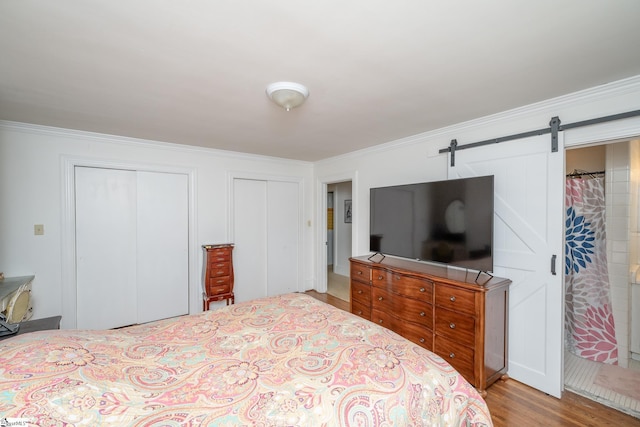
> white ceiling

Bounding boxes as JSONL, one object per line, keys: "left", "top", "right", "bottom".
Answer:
{"left": 1, "top": 1, "right": 640, "bottom": 161}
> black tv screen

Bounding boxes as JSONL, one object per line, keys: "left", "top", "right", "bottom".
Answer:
{"left": 370, "top": 176, "right": 494, "bottom": 272}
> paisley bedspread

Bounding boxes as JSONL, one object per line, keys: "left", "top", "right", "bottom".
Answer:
{"left": 0, "top": 293, "right": 492, "bottom": 426}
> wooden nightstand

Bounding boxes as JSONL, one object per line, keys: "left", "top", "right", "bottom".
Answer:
{"left": 0, "top": 315, "right": 61, "bottom": 341}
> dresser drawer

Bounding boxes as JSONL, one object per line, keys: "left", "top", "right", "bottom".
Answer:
{"left": 372, "top": 309, "right": 432, "bottom": 350}
{"left": 351, "top": 280, "right": 371, "bottom": 306}
{"left": 434, "top": 307, "right": 475, "bottom": 347}
{"left": 372, "top": 308, "right": 400, "bottom": 331}
{"left": 208, "top": 283, "right": 231, "bottom": 296}
{"left": 208, "top": 275, "right": 230, "bottom": 288}
{"left": 372, "top": 287, "right": 432, "bottom": 329}
{"left": 207, "top": 247, "right": 232, "bottom": 260}
{"left": 208, "top": 262, "right": 231, "bottom": 277}
{"left": 434, "top": 335, "right": 475, "bottom": 384}
{"left": 399, "top": 321, "right": 433, "bottom": 351}
{"left": 372, "top": 269, "right": 433, "bottom": 303}
{"left": 435, "top": 283, "right": 475, "bottom": 315}
{"left": 351, "top": 300, "right": 371, "bottom": 319}
{"left": 351, "top": 263, "right": 371, "bottom": 284}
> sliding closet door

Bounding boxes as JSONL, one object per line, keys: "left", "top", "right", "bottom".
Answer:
{"left": 76, "top": 167, "right": 138, "bottom": 329}
{"left": 233, "top": 178, "right": 300, "bottom": 303}
{"left": 233, "top": 178, "right": 268, "bottom": 302}
{"left": 266, "top": 180, "right": 299, "bottom": 296}
{"left": 136, "top": 171, "right": 189, "bottom": 323}
{"left": 75, "top": 167, "right": 189, "bottom": 329}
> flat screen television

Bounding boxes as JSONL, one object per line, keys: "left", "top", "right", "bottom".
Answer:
{"left": 369, "top": 175, "right": 494, "bottom": 272}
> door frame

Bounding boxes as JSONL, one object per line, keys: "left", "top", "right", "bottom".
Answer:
{"left": 316, "top": 171, "right": 357, "bottom": 293}
{"left": 60, "top": 156, "right": 197, "bottom": 329}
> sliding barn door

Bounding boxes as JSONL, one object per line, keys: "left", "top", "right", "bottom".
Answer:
{"left": 233, "top": 178, "right": 300, "bottom": 303}
{"left": 448, "top": 133, "right": 564, "bottom": 397}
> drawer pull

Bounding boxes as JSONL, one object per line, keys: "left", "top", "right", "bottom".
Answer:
{"left": 378, "top": 275, "right": 383, "bottom": 280}
{"left": 357, "top": 290, "right": 363, "bottom": 294}
{"left": 357, "top": 310, "right": 362, "bottom": 315}
{"left": 379, "top": 319, "right": 384, "bottom": 324}
{"left": 419, "top": 311, "right": 425, "bottom": 317}
{"left": 419, "top": 287, "right": 425, "bottom": 293}
{"left": 449, "top": 296, "right": 456, "bottom": 302}
{"left": 419, "top": 338, "right": 425, "bottom": 343}
{"left": 357, "top": 271, "right": 362, "bottom": 275}
{"left": 449, "top": 322, "right": 456, "bottom": 329}
{"left": 378, "top": 296, "right": 383, "bottom": 301}
{"left": 449, "top": 352, "right": 455, "bottom": 359}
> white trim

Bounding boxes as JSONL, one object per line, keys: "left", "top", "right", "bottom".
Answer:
{"left": 564, "top": 116, "right": 640, "bottom": 148}
{"left": 1, "top": 119, "right": 312, "bottom": 167}
{"left": 60, "top": 155, "right": 198, "bottom": 329}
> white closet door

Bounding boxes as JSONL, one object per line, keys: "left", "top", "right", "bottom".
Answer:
{"left": 266, "top": 180, "right": 299, "bottom": 296}
{"left": 234, "top": 178, "right": 268, "bottom": 303}
{"left": 233, "top": 178, "right": 300, "bottom": 303}
{"left": 448, "top": 133, "right": 564, "bottom": 397}
{"left": 136, "top": 171, "right": 189, "bottom": 323}
{"left": 76, "top": 167, "right": 138, "bottom": 329}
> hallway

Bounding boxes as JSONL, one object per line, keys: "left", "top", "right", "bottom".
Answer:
{"left": 327, "top": 266, "right": 349, "bottom": 302}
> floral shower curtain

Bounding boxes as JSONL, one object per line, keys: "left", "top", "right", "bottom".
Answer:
{"left": 565, "top": 176, "right": 618, "bottom": 364}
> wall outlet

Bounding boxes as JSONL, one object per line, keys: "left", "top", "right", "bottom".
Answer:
{"left": 34, "top": 224, "right": 44, "bottom": 235}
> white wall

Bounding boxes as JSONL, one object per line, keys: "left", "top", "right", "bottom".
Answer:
{"left": 315, "top": 76, "right": 640, "bottom": 262}
{"left": 605, "top": 141, "right": 632, "bottom": 368}
{"left": 0, "top": 122, "right": 314, "bottom": 326}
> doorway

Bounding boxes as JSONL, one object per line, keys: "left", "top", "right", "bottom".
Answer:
{"left": 326, "top": 182, "right": 352, "bottom": 302}
{"left": 563, "top": 139, "right": 640, "bottom": 417}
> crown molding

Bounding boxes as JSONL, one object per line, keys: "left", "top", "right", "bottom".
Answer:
{"left": 0, "top": 120, "right": 313, "bottom": 167}
{"left": 318, "top": 74, "right": 640, "bottom": 164}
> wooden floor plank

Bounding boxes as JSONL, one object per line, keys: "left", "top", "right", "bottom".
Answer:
{"left": 306, "top": 290, "right": 640, "bottom": 427}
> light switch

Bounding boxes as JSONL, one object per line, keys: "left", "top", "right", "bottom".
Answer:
{"left": 34, "top": 224, "right": 44, "bottom": 235}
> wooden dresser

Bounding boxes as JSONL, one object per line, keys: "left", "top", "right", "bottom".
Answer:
{"left": 202, "top": 244, "right": 234, "bottom": 310}
{"left": 350, "top": 255, "right": 510, "bottom": 396}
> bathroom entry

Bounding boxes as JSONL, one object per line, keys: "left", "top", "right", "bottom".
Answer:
{"left": 564, "top": 140, "right": 640, "bottom": 416}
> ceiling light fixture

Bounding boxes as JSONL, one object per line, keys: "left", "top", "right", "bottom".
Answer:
{"left": 266, "top": 82, "right": 309, "bottom": 111}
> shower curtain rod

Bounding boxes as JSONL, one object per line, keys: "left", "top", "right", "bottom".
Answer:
{"left": 566, "top": 169, "right": 605, "bottom": 178}
{"left": 440, "top": 109, "right": 640, "bottom": 167}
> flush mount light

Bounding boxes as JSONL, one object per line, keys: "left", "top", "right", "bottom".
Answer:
{"left": 266, "top": 82, "right": 309, "bottom": 111}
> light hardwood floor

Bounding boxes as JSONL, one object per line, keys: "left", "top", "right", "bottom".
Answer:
{"left": 305, "top": 290, "right": 640, "bottom": 427}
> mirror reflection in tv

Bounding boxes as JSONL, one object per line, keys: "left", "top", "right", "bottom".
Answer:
{"left": 370, "top": 175, "right": 494, "bottom": 272}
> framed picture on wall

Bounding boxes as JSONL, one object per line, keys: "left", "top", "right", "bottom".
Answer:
{"left": 344, "top": 199, "right": 352, "bottom": 223}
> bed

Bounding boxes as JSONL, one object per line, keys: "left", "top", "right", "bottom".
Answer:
{"left": 0, "top": 293, "right": 493, "bottom": 426}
